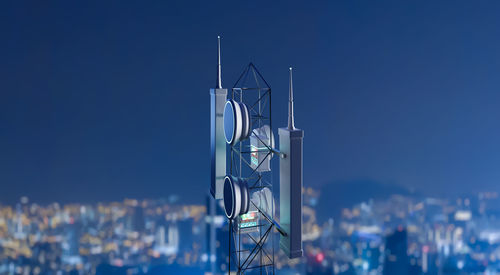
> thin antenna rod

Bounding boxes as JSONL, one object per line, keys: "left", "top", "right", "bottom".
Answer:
{"left": 216, "top": 36, "right": 222, "bottom": 89}
{"left": 288, "top": 67, "right": 295, "bottom": 130}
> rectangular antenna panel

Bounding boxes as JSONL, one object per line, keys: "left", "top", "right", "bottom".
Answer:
{"left": 279, "top": 127, "right": 304, "bottom": 259}
{"left": 210, "top": 88, "right": 227, "bottom": 199}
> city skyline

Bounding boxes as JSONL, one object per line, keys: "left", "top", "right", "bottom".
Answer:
{"left": 1, "top": 185, "right": 500, "bottom": 274}
{"left": 2, "top": 1, "right": 500, "bottom": 204}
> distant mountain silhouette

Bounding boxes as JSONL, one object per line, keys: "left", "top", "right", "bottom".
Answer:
{"left": 316, "top": 180, "right": 414, "bottom": 222}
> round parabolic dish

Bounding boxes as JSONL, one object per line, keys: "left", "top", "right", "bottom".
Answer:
{"left": 263, "top": 187, "right": 275, "bottom": 218}
{"left": 240, "top": 179, "right": 249, "bottom": 215}
{"left": 223, "top": 176, "right": 243, "bottom": 219}
{"left": 223, "top": 177, "right": 234, "bottom": 218}
{"left": 223, "top": 101, "right": 235, "bottom": 144}
{"left": 239, "top": 102, "right": 251, "bottom": 140}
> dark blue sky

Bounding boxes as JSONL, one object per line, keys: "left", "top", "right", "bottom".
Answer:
{"left": 1, "top": 1, "right": 500, "bottom": 204}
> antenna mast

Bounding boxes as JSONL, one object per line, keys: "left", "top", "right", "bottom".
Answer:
{"left": 216, "top": 36, "right": 222, "bottom": 89}
{"left": 288, "top": 67, "right": 295, "bottom": 130}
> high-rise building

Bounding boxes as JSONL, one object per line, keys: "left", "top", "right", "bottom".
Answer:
{"left": 383, "top": 228, "right": 409, "bottom": 275}
{"left": 126, "top": 205, "right": 145, "bottom": 232}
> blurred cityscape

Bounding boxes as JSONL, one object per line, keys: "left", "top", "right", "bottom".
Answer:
{"left": 2, "top": 187, "right": 500, "bottom": 275}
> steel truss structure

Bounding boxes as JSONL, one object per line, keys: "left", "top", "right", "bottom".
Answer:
{"left": 228, "top": 63, "right": 280, "bottom": 275}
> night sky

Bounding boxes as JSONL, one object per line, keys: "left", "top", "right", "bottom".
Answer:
{"left": 1, "top": 1, "right": 500, "bottom": 204}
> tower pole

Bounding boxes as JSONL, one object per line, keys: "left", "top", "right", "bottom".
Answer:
{"left": 217, "top": 36, "right": 222, "bottom": 89}
{"left": 288, "top": 67, "right": 295, "bottom": 130}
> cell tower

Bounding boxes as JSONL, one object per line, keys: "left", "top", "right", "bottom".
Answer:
{"left": 209, "top": 36, "right": 304, "bottom": 274}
